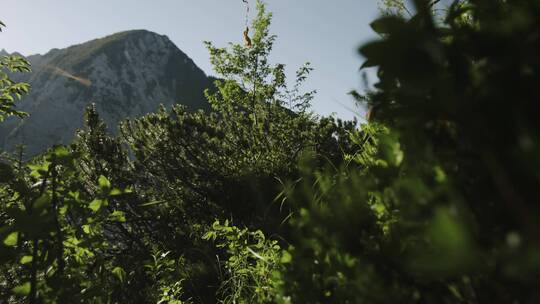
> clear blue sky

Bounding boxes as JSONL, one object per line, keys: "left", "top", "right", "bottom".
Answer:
{"left": 0, "top": 0, "right": 382, "bottom": 120}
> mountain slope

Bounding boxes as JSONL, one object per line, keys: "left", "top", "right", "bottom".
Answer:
{"left": 0, "top": 30, "right": 214, "bottom": 156}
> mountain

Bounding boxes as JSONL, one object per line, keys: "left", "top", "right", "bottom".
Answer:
{"left": 0, "top": 30, "right": 215, "bottom": 156}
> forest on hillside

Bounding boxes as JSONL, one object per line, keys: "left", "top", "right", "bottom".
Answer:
{"left": 1, "top": 0, "right": 540, "bottom": 303}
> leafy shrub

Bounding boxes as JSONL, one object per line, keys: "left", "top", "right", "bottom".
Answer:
{"left": 204, "top": 220, "right": 284, "bottom": 304}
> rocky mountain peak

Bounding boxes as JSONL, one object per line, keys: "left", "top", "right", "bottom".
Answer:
{"left": 0, "top": 30, "right": 214, "bottom": 156}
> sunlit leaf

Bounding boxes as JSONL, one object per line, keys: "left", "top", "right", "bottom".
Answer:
{"left": 110, "top": 210, "right": 126, "bottom": 222}
{"left": 112, "top": 266, "right": 126, "bottom": 283}
{"left": 109, "top": 188, "right": 122, "bottom": 196}
{"left": 12, "top": 282, "right": 31, "bottom": 295}
{"left": 3, "top": 232, "right": 18, "bottom": 247}
{"left": 89, "top": 199, "right": 105, "bottom": 212}
{"left": 280, "top": 251, "right": 292, "bottom": 264}
{"left": 82, "top": 225, "right": 91, "bottom": 234}
{"left": 98, "top": 175, "right": 111, "bottom": 192}
{"left": 20, "top": 255, "right": 33, "bottom": 264}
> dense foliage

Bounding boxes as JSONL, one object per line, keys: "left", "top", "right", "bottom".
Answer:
{"left": 0, "top": 21, "right": 30, "bottom": 122}
{"left": 280, "top": 0, "right": 540, "bottom": 302}
{"left": 1, "top": 0, "right": 539, "bottom": 303}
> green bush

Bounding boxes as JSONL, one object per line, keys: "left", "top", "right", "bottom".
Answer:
{"left": 279, "top": 0, "right": 540, "bottom": 303}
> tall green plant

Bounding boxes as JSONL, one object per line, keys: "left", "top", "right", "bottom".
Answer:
{"left": 203, "top": 0, "right": 318, "bottom": 174}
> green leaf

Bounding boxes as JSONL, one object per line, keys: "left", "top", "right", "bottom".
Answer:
{"left": 109, "top": 188, "right": 123, "bottom": 196}
{"left": 59, "top": 205, "right": 68, "bottom": 216}
{"left": 434, "top": 166, "right": 447, "bottom": 183}
{"left": 360, "top": 59, "right": 377, "bottom": 69}
{"left": 280, "top": 251, "right": 292, "bottom": 264}
{"left": 89, "top": 199, "right": 105, "bottom": 212}
{"left": 98, "top": 175, "right": 111, "bottom": 192}
{"left": 12, "top": 282, "right": 31, "bottom": 296}
{"left": 202, "top": 231, "right": 216, "bottom": 241}
{"left": 370, "top": 16, "right": 405, "bottom": 35}
{"left": 112, "top": 266, "right": 126, "bottom": 283}
{"left": 3, "top": 232, "right": 18, "bottom": 247}
{"left": 110, "top": 210, "right": 126, "bottom": 222}
{"left": 82, "top": 225, "right": 91, "bottom": 234}
{"left": 28, "top": 161, "right": 51, "bottom": 178}
{"left": 19, "top": 255, "right": 33, "bottom": 264}
{"left": 359, "top": 41, "right": 387, "bottom": 66}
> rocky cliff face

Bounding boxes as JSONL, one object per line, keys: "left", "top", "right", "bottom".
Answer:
{"left": 0, "top": 30, "right": 214, "bottom": 156}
